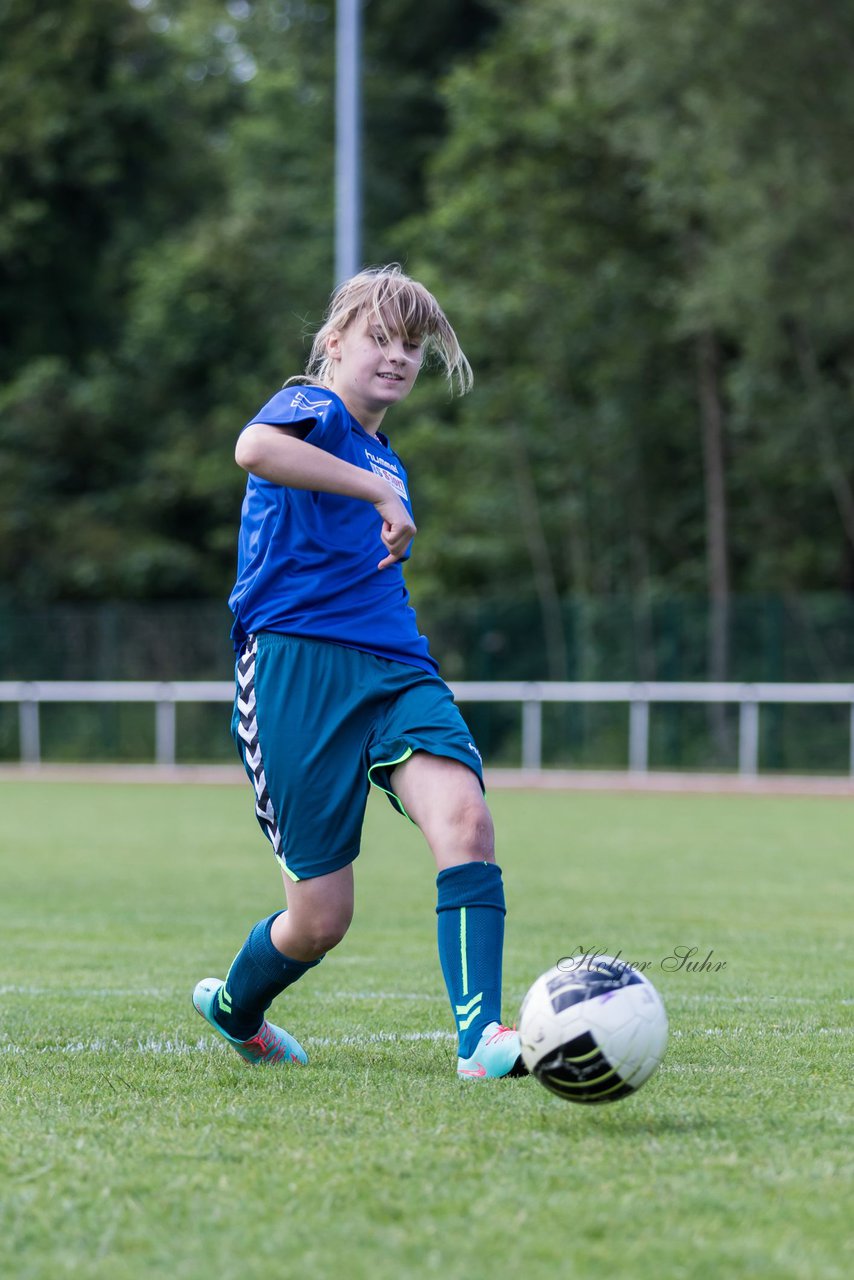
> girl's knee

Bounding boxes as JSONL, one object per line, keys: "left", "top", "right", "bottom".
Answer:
{"left": 280, "top": 864, "right": 354, "bottom": 958}
{"left": 300, "top": 907, "right": 352, "bottom": 957}
{"left": 448, "top": 795, "right": 495, "bottom": 860}
{"left": 276, "top": 895, "right": 353, "bottom": 960}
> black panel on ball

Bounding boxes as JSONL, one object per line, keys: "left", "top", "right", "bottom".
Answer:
{"left": 533, "top": 1032, "right": 637, "bottom": 1104}
{"left": 547, "top": 962, "right": 643, "bottom": 1016}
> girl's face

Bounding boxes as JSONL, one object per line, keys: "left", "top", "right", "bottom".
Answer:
{"left": 326, "top": 314, "right": 422, "bottom": 431}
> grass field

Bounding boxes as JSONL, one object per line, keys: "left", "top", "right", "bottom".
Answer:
{"left": 1, "top": 779, "right": 851, "bottom": 1280}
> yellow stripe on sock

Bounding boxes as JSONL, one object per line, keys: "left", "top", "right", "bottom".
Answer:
{"left": 458, "top": 1003, "right": 483, "bottom": 1032}
{"left": 460, "top": 907, "right": 468, "bottom": 996}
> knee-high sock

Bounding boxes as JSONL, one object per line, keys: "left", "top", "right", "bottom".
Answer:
{"left": 214, "top": 911, "right": 321, "bottom": 1040}
{"left": 436, "top": 861, "right": 506, "bottom": 1057}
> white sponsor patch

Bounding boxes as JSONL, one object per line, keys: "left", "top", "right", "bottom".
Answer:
{"left": 369, "top": 461, "right": 408, "bottom": 500}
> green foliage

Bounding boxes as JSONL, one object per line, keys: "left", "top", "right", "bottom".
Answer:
{"left": 0, "top": 0, "right": 230, "bottom": 374}
{"left": 0, "top": 0, "right": 496, "bottom": 602}
{"left": 0, "top": 0, "right": 244, "bottom": 598}
{"left": 401, "top": 15, "right": 700, "bottom": 623}
{"left": 361, "top": 0, "right": 499, "bottom": 259}
{"left": 571, "top": 0, "right": 854, "bottom": 592}
{"left": 1, "top": 0, "right": 853, "bottom": 634}
{"left": 403, "top": 0, "right": 854, "bottom": 624}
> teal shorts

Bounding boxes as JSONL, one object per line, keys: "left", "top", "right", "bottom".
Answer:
{"left": 231, "top": 632, "right": 484, "bottom": 881}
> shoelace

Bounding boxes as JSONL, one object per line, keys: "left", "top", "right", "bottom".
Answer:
{"left": 245, "top": 1023, "right": 286, "bottom": 1061}
{"left": 486, "top": 1024, "right": 518, "bottom": 1046}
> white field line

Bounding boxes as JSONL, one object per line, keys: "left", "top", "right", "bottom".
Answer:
{"left": 0, "top": 985, "right": 443, "bottom": 1001}
{"left": 0, "top": 1025, "right": 850, "bottom": 1059}
{"left": 1, "top": 984, "right": 850, "bottom": 1006}
{"left": 0, "top": 1030, "right": 456, "bottom": 1056}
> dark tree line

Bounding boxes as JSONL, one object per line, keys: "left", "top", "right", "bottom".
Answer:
{"left": 2, "top": 0, "right": 853, "bottom": 681}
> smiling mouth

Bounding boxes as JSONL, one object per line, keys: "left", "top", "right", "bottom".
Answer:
{"left": 377, "top": 372, "right": 404, "bottom": 381}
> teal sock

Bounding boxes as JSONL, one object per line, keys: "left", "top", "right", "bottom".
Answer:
{"left": 436, "top": 861, "right": 506, "bottom": 1057}
{"left": 214, "top": 911, "right": 321, "bottom": 1040}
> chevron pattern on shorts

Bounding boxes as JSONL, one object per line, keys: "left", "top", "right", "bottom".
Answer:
{"left": 236, "top": 636, "right": 283, "bottom": 860}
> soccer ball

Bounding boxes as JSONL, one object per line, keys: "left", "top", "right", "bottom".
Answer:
{"left": 518, "top": 956, "right": 668, "bottom": 1104}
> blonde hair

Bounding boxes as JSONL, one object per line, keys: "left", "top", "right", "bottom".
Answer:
{"left": 289, "top": 265, "right": 473, "bottom": 396}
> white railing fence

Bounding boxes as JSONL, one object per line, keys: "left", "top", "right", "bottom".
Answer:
{"left": 2, "top": 680, "right": 854, "bottom": 775}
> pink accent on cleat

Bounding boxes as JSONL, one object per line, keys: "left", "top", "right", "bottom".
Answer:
{"left": 192, "top": 978, "right": 308, "bottom": 1067}
{"left": 456, "top": 1021, "right": 528, "bottom": 1080}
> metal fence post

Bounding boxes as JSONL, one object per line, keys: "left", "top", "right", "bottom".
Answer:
{"left": 19, "top": 685, "right": 41, "bottom": 764}
{"left": 155, "top": 686, "right": 177, "bottom": 766}
{"left": 521, "top": 690, "right": 543, "bottom": 770}
{"left": 629, "top": 694, "right": 650, "bottom": 773}
{"left": 738, "top": 691, "right": 760, "bottom": 776}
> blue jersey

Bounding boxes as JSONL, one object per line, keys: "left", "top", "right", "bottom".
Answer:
{"left": 228, "top": 385, "right": 438, "bottom": 675}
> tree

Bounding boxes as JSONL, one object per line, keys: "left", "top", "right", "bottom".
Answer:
{"left": 0, "top": 0, "right": 500, "bottom": 603}
{"left": 0, "top": 0, "right": 236, "bottom": 599}
{"left": 0, "top": 0, "right": 233, "bottom": 377}
{"left": 401, "top": 6, "right": 698, "bottom": 677}
{"left": 404, "top": 0, "right": 854, "bottom": 685}
{"left": 575, "top": 0, "right": 854, "bottom": 642}
{"left": 4, "top": 0, "right": 853, "bottom": 663}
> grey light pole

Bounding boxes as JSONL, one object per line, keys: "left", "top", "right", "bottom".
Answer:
{"left": 335, "top": 0, "right": 362, "bottom": 285}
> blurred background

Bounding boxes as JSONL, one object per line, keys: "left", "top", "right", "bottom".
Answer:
{"left": 2, "top": 0, "right": 854, "bottom": 768}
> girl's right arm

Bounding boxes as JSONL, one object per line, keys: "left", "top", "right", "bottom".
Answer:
{"left": 235, "top": 423, "right": 416, "bottom": 569}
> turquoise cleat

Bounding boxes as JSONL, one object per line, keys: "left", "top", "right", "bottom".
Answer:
{"left": 457, "top": 1021, "right": 528, "bottom": 1080}
{"left": 193, "top": 977, "right": 308, "bottom": 1066}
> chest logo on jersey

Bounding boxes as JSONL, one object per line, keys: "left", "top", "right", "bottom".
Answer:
{"left": 365, "top": 449, "right": 408, "bottom": 500}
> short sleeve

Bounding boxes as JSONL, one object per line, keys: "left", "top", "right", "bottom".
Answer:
{"left": 244, "top": 387, "right": 347, "bottom": 450}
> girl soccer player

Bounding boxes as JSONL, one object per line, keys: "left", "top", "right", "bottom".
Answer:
{"left": 193, "top": 265, "right": 524, "bottom": 1079}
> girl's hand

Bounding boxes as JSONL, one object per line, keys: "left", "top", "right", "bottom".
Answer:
{"left": 374, "top": 490, "right": 416, "bottom": 569}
